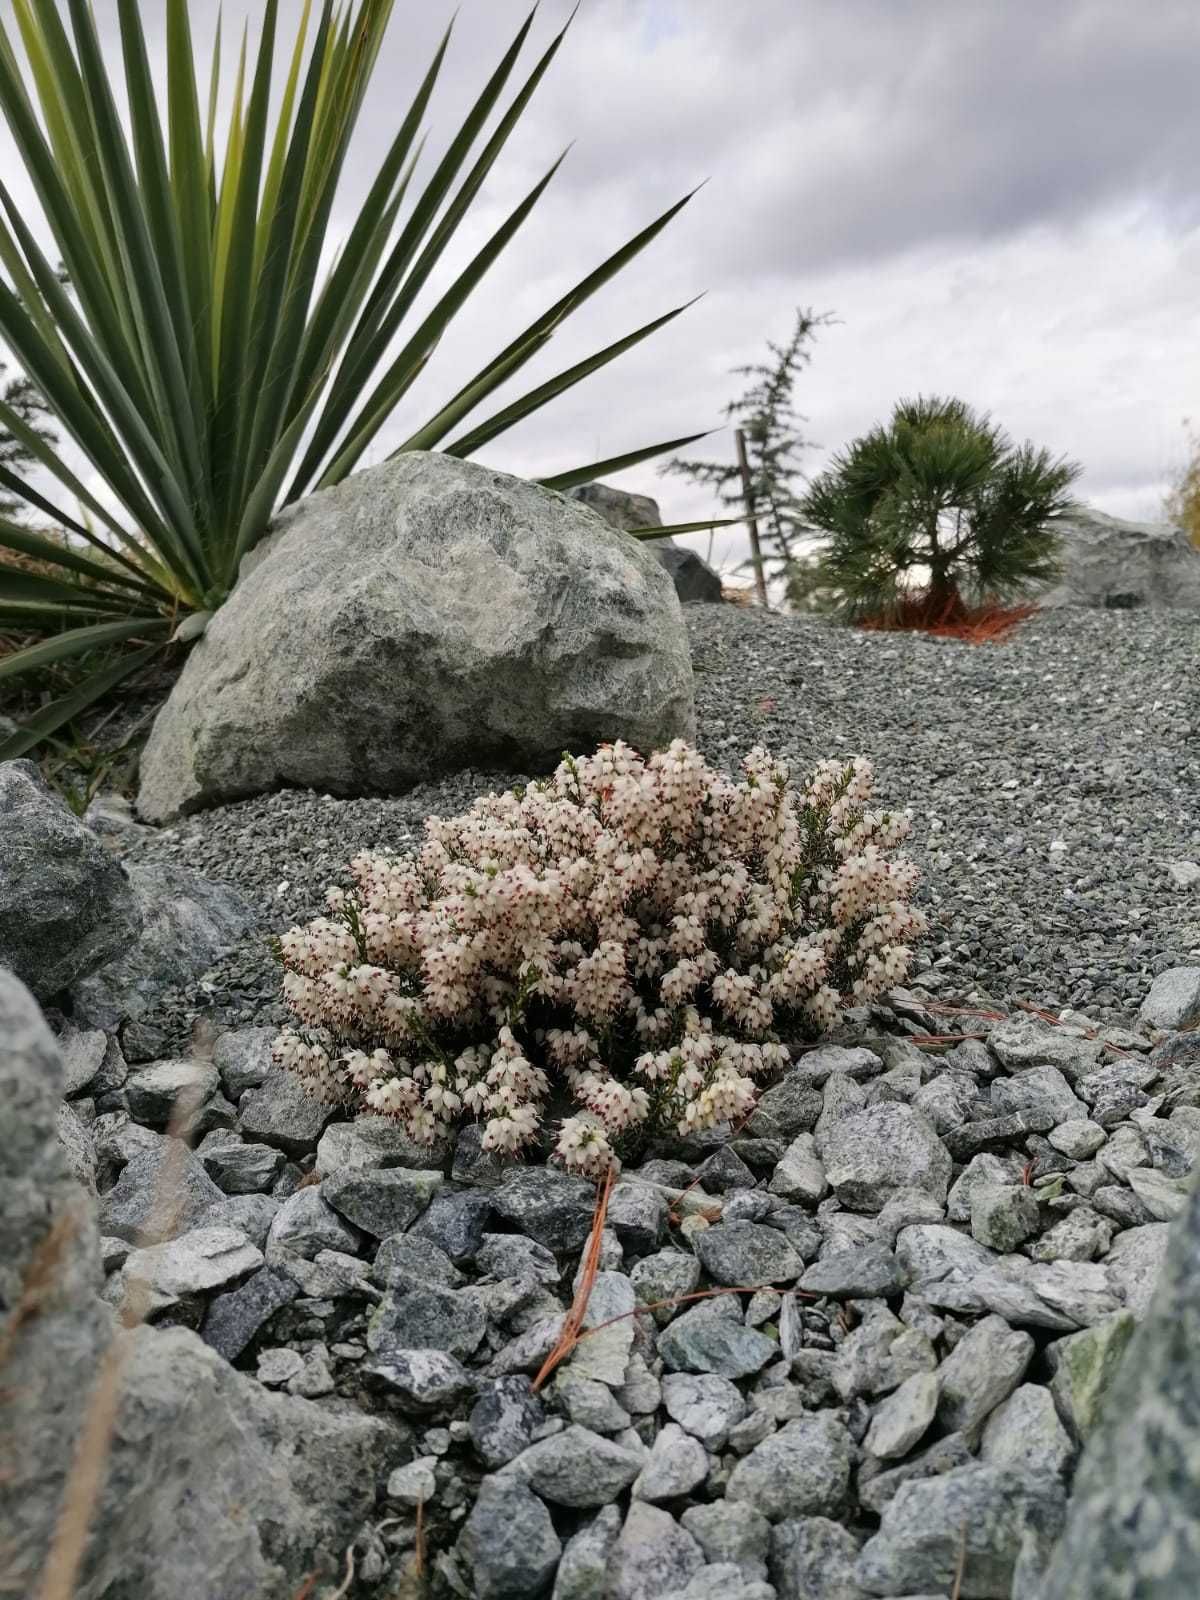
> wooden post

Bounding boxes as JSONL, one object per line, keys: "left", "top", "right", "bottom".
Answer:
{"left": 735, "top": 427, "right": 769, "bottom": 607}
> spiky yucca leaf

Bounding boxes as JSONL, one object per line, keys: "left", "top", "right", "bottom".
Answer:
{"left": 0, "top": 0, "right": 702, "bottom": 757}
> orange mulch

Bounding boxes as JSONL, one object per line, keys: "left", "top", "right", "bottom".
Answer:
{"left": 858, "top": 591, "right": 1039, "bottom": 643}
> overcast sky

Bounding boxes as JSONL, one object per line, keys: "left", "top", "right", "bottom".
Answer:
{"left": 6, "top": 0, "right": 1200, "bottom": 580}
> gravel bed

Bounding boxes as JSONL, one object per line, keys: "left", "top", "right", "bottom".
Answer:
{"left": 119, "top": 603, "right": 1199, "bottom": 1029}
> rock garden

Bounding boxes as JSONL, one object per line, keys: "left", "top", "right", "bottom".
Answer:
{"left": 2, "top": 6, "right": 1200, "bottom": 1599}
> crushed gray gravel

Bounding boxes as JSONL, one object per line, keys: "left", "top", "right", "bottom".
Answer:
{"left": 116, "top": 603, "right": 1198, "bottom": 1032}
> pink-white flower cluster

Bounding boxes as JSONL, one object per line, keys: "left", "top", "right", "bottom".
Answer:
{"left": 273, "top": 742, "right": 926, "bottom": 1177}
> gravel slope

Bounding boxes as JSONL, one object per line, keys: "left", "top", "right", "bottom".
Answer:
{"left": 122, "top": 604, "right": 1199, "bottom": 1027}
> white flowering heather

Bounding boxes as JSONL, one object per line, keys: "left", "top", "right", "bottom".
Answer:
{"left": 273, "top": 742, "right": 926, "bottom": 1176}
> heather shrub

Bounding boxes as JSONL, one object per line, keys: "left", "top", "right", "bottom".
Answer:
{"left": 274, "top": 741, "right": 926, "bottom": 1175}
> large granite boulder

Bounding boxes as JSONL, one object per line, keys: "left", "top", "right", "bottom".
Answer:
{"left": 0, "top": 967, "right": 402, "bottom": 1597}
{"left": 1038, "top": 1167, "right": 1200, "bottom": 1598}
{"left": 1038, "top": 506, "right": 1200, "bottom": 609}
{"left": 570, "top": 479, "right": 724, "bottom": 603}
{"left": 0, "top": 761, "right": 142, "bottom": 1000}
{"left": 138, "top": 453, "right": 695, "bottom": 821}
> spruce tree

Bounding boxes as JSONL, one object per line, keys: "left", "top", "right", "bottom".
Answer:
{"left": 661, "top": 308, "right": 833, "bottom": 587}
{"left": 800, "top": 394, "right": 1081, "bottom": 621}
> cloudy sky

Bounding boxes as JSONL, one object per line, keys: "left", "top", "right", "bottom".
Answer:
{"left": 6, "top": 0, "right": 1200, "bottom": 580}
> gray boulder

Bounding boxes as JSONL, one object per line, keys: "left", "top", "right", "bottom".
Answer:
{"left": 1037, "top": 505, "right": 1200, "bottom": 610}
{"left": 1038, "top": 1169, "right": 1200, "bottom": 1598}
{"left": 70, "top": 862, "right": 255, "bottom": 1030}
{"left": 568, "top": 481, "right": 724, "bottom": 603}
{"left": 1, "top": 967, "right": 403, "bottom": 1598}
{"left": 138, "top": 453, "right": 695, "bottom": 821}
{"left": 0, "top": 761, "right": 142, "bottom": 999}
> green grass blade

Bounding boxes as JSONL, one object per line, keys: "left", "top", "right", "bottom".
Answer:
{"left": 628, "top": 518, "right": 741, "bottom": 540}
{"left": 539, "top": 432, "right": 715, "bottom": 492}
{"left": 443, "top": 298, "right": 699, "bottom": 458}
{"left": 317, "top": 150, "right": 569, "bottom": 487}
{"left": 0, "top": 520, "right": 159, "bottom": 596}
{"left": 0, "top": 617, "right": 170, "bottom": 685}
{"left": 0, "top": 566, "right": 136, "bottom": 611}
{"left": 0, "top": 640, "right": 165, "bottom": 762}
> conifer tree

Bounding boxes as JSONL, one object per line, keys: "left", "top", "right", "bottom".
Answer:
{"left": 0, "top": 359, "right": 56, "bottom": 523}
{"left": 800, "top": 394, "right": 1081, "bottom": 621}
{"left": 662, "top": 308, "right": 833, "bottom": 586}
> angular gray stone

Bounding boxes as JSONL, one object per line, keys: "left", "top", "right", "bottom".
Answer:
{"left": 371, "top": 1231, "right": 463, "bottom": 1290}
{"left": 661, "top": 1371, "right": 747, "bottom": 1450}
{"left": 979, "top": 1383, "right": 1073, "bottom": 1476}
{"left": 99, "top": 1141, "right": 226, "bottom": 1244}
{"left": 1036, "top": 504, "right": 1200, "bottom": 610}
{"left": 460, "top": 1474, "right": 562, "bottom": 1600}
{"left": 213, "top": 1027, "right": 275, "bottom": 1096}
{"left": 1046, "top": 1312, "right": 1138, "bottom": 1442}
{"left": 492, "top": 1166, "right": 597, "bottom": 1253}
{"left": 749, "top": 1074, "right": 825, "bottom": 1141}
{"left": 196, "top": 1135, "right": 285, "bottom": 1194}
{"left": 201, "top": 1265, "right": 301, "bottom": 1361}
{"left": 653, "top": 541, "right": 725, "bottom": 602}
{"left": 897, "top": 1224, "right": 1121, "bottom": 1330}
{"left": 694, "top": 1221, "right": 803, "bottom": 1287}
{"left": 57, "top": 1101, "right": 97, "bottom": 1192}
{"left": 504, "top": 1424, "right": 641, "bottom": 1507}
{"left": 633, "top": 1421, "right": 709, "bottom": 1501}
{"left": 820, "top": 1104, "right": 951, "bottom": 1212}
{"left": 564, "top": 1267, "right": 637, "bottom": 1386}
{"left": 631, "top": 1247, "right": 703, "bottom": 1325}
{"left": 770, "top": 1516, "right": 866, "bottom": 1600}
{"left": 409, "top": 1186, "right": 493, "bottom": 1260}
{"left": 769, "top": 1132, "right": 828, "bottom": 1202}
{"left": 606, "top": 1179, "right": 669, "bottom": 1253}
{"left": 857, "top": 1432, "right": 975, "bottom": 1516}
{"left": 70, "top": 863, "right": 254, "bottom": 1030}
{"left": 1103, "top": 1222, "right": 1170, "bottom": 1316}
{"left": 567, "top": 479, "right": 663, "bottom": 531}
{"left": 606, "top": 1503, "right": 705, "bottom": 1600}
{"left": 658, "top": 1299, "right": 778, "bottom": 1377}
{"left": 1141, "top": 966, "right": 1200, "bottom": 1029}
{"left": 369, "top": 1280, "right": 487, "bottom": 1359}
{"left": 1049, "top": 1118, "right": 1107, "bottom": 1158}
{"left": 125, "top": 1058, "right": 221, "bottom": 1127}
{"left": 314, "top": 1113, "right": 446, "bottom": 1174}
{"left": 552, "top": 1504, "right": 622, "bottom": 1600}
{"left": 832, "top": 1305, "right": 937, "bottom": 1401}
{"left": 364, "top": 1346, "right": 473, "bottom": 1410}
{"left": 935, "top": 1314, "right": 1034, "bottom": 1433}
{"left": 203, "top": 1193, "right": 280, "bottom": 1249}
{"left": 856, "top": 1464, "right": 1066, "bottom": 1597}
{"left": 1027, "top": 1206, "right": 1113, "bottom": 1264}
{"left": 138, "top": 452, "right": 694, "bottom": 819}
{"left": 800, "top": 1243, "right": 905, "bottom": 1299}
{"left": 266, "top": 1186, "right": 362, "bottom": 1261}
{"left": 986, "top": 1016, "right": 1102, "bottom": 1081}
{"left": 470, "top": 1376, "right": 545, "bottom": 1468}
{"left": 58, "top": 1025, "right": 116, "bottom": 1097}
{"left": 947, "top": 1153, "right": 1025, "bottom": 1221}
{"left": 969, "top": 1183, "right": 1040, "bottom": 1251}
{"left": 682, "top": 1501, "right": 770, "bottom": 1579}
{"left": 0, "top": 761, "right": 142, "bottom": 999}
{"left": 321, "top": 1164, "right": 442, "bottom": 1237}
{"left": 862, "top": 1371, "right": 939, "bottom": 1461}
{"left": 727, "top": 1413, "right": 853, "bottom": 1521}
{"left": 1127, "top": 1165, "right": 1192, "bottom": 1220}
{"left": 111, "top": 1226, "right": 263, "bottom": 1315}
{"left": 555, "top": 1374, "right": 631, "bottom": 1433}
{"left": 239, "top": 1068, "right": 335, "bottom": 1157}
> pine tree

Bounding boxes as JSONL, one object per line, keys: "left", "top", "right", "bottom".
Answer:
{"left": 0, "top": 359, "right": 56, "bottom": 523}
{"left": 661, "top": 308, "right": 833, "bottom": 588}
{"left": 800, "top": 394, "right": 1081, "bottom": 622}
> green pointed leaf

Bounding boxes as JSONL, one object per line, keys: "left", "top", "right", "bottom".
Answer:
{"left": 539, "top": 432, "right": 715, "bottom": 492}
{"left": 0, "top": 616, "right": 170, "bottom": 684}
{"left": 0, "top": 640, "right": 165, "bottom": 761}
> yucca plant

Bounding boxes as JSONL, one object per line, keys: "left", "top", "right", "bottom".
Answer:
{"left": 0, "top": 0, "right": 714, "bottom": 759}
